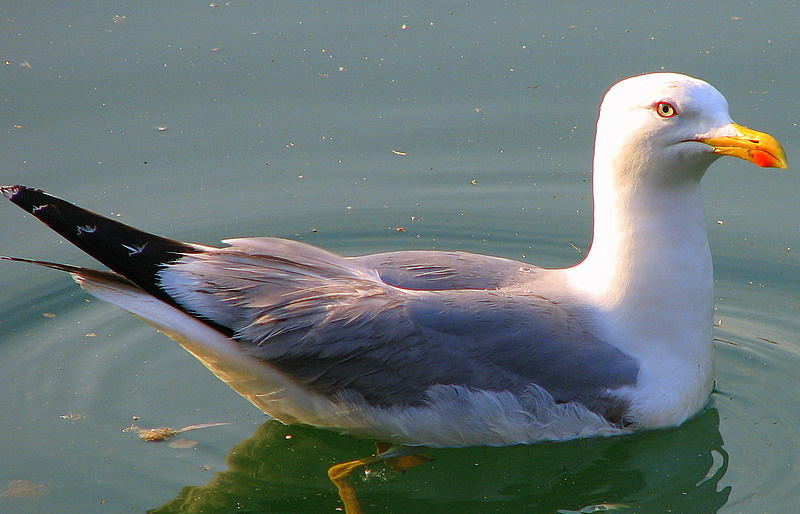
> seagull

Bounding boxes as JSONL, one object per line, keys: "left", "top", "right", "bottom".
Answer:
{"left": 1, "top": 73, "right": 788, "bottom": 450}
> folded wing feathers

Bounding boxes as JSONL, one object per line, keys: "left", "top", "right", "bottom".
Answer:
{"left": 397, "top": 263, "right": 456, "bottom": 280}
{"left": 245, "top": 282, "right": 399, "bottom": 342}
{"left": 159, "top": 240, "right": 408, "bottom": 348}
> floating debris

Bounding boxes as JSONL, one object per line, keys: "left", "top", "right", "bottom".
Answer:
{"left": 470, "top": 179, "right": 478, "bottom": 185}
{"left": 125, "top": 422, "right": 230, "bottom": 442}
{"left": 59, "top": 412, "right": 86, "bottom": 421}
{"left": 713, "top": 337, "right": 741, "bottom": 347}
{"left": 391, "top": 149, "right": 407, "bottom": 156}
{"left": 41, "top": 312, "right": 56, "bottom": 318}
{"left": 0, "top": 479, "right": 47, "bottom": 499}
{"left": 133, "top": 427, "right": 179, "bottom": 441}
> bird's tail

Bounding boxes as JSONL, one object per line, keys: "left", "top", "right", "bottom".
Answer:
{"left": 1, "top": 189, "right": 339, "bottom": 423}
{"left": 1, "top": 185, "right": 198, "bottom": 306}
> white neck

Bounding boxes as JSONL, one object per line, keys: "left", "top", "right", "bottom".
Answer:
{"left": 565, "top": 148, "right": 715, "bottom": 426}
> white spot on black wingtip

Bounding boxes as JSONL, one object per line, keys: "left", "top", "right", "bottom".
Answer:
{"left": 1, "top": 185, "right": 23, "bottom": 199}
{"left": 122, "top": 242, "right": 148, "bottom": 256}
{"left": 76, "top": 225, "right": 97, "bottom": 236}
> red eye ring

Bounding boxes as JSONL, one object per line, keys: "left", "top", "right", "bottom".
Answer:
{"left": 655, "top": 101, "right": 678, "bottom": 118}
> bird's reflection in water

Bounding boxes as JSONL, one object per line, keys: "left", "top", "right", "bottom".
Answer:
{"left": 150, "top": 407, "right": 730, "bottom": 513}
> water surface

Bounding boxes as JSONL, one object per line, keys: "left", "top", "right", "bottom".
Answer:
{"left": 1, "top": 2, "right": 798, "bottom": 512}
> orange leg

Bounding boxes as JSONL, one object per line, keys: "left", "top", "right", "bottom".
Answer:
{"left": 327, "top": 444, "right": 431, "bottom": 514}
{"left": 328, "top": 457, "right": 373, "bottom": 514}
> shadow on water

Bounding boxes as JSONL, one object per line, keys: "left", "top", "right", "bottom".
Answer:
{"left": 150, "top": 407, "right": 730, "bottom": 513}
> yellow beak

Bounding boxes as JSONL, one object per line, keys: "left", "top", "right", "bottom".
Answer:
{"left": 699, "top": 123, "right": 788, "bottom": 169}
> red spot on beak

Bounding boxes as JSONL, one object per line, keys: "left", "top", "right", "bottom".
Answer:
{"left": 751, "top": 150, "right": 777, "bottom": 168}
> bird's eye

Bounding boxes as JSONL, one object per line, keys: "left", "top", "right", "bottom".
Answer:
{"left": 655, "top": 101, "right": 678, "bottom": 118}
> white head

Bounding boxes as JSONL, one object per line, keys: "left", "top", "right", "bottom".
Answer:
{"left": 594, "top": 72, "right": 787, "bottom": 189}
{"left": 575, "top": 72, "right": 788, "bottom": 310}
{"left": 570, "top": 74, "right": 787, "bottom": 427}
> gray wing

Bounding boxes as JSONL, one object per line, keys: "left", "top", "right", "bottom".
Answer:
{"left": 159, "top": 237, "right": 638, "bottom": 423}
{"left": 250, "top": 290, "right": 637, "bottom": 421}
{"left": 350, "top": 250, "right": 541, "bottom": 290}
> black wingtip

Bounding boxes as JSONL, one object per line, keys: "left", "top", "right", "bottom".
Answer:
{"left": 5, "top": 186, "right": 235, "bottom": 337}
{"left": 2, "top": 185, "right": 66, "bottom": 213}
{"left": 2, "top": 185, "right": 63, "bottom": 218}
{"left": 1, "top": 184, "right": 31, "bottom": 201}
{"left": 3, "top": 185, "right": 198, "bottom": 305}
{"left": 0, "top": 184, "right": 21, "bottom": 197}
{"left": 1, "top": 255, "right": 138, "bottom": 286}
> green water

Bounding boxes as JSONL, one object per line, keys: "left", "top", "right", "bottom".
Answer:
{"left": 1, "top": 2, "right": 798, "bottom": 512}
